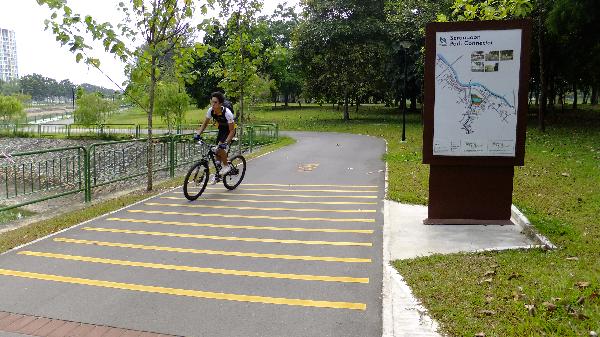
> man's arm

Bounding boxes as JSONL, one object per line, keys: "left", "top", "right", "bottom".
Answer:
{"left": 225, "top": 122, "right": 235, "bottom": 144}
{"left": 197, "top": 117, "right": 211, "bottom": 135}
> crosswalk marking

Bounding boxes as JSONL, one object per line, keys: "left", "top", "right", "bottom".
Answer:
{"left": 82, "top": 227, "right": 373, "bottom": 247}
{"left": 161, "top": 196, "right": 377, "bottom": 205}
{"left": 53, "top": 238, "right": 372, "bottom": 263}
{"left": 0, "top": 268, "right": 367, "bottom": 310}
{"left": 17, "top": 251, "right": 370, "bottom": 284}
{"left": 144, "top": 202, "right": 376, "bottom": 214}
{"left": 127, "top": 209, "right": 376, "bottom": 223}
{"left": 107, "top": 217, "right": 374, "bottom": 234}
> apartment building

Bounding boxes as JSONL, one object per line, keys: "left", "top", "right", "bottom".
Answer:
{"left": 0, "top": 28, "right": 19, "bottom": 82}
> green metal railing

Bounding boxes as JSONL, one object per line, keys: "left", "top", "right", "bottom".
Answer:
{"left": 0, "top": 124, "right": 278, "bottom": 212}
{"left": 0, "top": 146, "right": 88, "bottom": 212}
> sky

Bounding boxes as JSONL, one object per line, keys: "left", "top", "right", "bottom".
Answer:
{"left": 0, "top": 0, "right": 299, "bottom": 90}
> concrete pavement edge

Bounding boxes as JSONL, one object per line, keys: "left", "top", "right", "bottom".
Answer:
{"left": 381, "top": 139, "right": 443, "bottom": 337}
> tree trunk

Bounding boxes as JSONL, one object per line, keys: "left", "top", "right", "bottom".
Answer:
{"left": 410, "top": 95, "right": 417, "bottom": 111}
{"left": 147, "top": 56, "right": 157, "bottom": 191}
{"left": 572, "top": 83, "right": 577, "bottom": 110}
{"left": 284, "top": 94, "right": 289, "bottom": 107}
{"left": 592, "top": 84, "right": 598, "bottom": 105}
{"left": 343, "top": 93, "right": 349, "bottom": 120}
{"left": 537, "top": 1, "right": 546, "bottom": 132}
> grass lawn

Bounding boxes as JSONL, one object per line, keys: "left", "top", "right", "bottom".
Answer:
{"left": 105, "top": 106, "right": 206, "bottom": 126}
{"left": 246, "top": 103, "right": 600, "bottom": 337}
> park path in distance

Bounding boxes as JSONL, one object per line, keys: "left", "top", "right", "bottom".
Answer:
{"left": 0, "top": 131, "right": 385, "bottom": 337}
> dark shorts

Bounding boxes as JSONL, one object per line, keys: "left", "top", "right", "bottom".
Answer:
{"left": 216, "top": 125, "right": 233, "bottom": 143}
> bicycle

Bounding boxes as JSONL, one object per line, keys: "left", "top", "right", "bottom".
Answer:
{"left": 183, "top": 137, "right": 247, "bottom": 201}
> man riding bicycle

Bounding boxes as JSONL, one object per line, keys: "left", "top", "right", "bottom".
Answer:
{"left": 195, "top": 92, "right": 235, "bottom": 184}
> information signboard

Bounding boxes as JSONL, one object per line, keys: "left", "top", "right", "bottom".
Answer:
{"left": 422, "top": 20, "right": 532, "bottom": 225}
{"left": 423, "top": 20, "right": 531, "bottom": 166}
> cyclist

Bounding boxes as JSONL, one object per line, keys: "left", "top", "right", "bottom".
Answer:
{"left": 195, "top": 92, "right": 236, "bottom": 184}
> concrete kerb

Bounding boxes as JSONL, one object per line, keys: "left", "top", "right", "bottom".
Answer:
{"left": 510, "top": 204, "right": 557, "bottom": 249}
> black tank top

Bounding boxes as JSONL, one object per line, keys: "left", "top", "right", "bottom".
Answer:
{"left": 210, "top": 107, "right": 230, "bottom": 127}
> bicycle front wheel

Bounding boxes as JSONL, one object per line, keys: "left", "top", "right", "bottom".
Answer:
{"left": 223, "top": 155, "right": 246, "bottom": 190}
{"left": 183, "top": 161, "right": 209, "bottom": 200}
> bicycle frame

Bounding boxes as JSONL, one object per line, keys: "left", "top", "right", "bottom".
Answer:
{"left": 196, "top": 139, "right": 230, "bottom": 179}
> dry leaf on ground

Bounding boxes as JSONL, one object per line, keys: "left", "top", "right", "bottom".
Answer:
{"left": 525, "top": 304, "right": 536, "bottom": 316}
{"left": 478, "top": 310, "right": 496, "bottom": 316}
{"left": 542, "top": 302, "right": 557, "bottom": 312}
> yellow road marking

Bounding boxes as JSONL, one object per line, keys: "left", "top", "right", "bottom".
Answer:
{"left": 0, "top": 268, "right": 366, "bottom": 310}
{"left": 206, "top": 187, "right": 378, "bottom": 193}
{"left": 161, "top": 196, "right": 377, "bottom": 205}
{"left": 18, "top": 251, "right": 369, "bottom": 284}
{"left": 107, "top": 217, "right": 373, "bottom": 234}
{"left": 201, "top": 192, "right": 377, "bottom": 199}
{"left": 53, "top": 238, "right": 372, "bottom": 263}
{"left": 82, "top": 227, "right": 373, "bottom": 247}
{"left": 145, "top": 202, "right": 376, "bottom": 214}
{"left": 242, "top": 183, "right": 377, "bottom": 188}
{"left": 128, "top": 209, "right": 376, "bottom": 223}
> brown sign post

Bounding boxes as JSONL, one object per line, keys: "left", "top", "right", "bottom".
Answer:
{"left": 423, "top": 20, "right": 532, "bottom": 225}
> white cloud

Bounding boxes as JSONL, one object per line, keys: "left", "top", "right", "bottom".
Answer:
{"left": 0, "top": 0, "right": 298, "bottom": 90}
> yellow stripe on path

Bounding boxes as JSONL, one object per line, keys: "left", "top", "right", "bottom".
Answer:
{"left": 82, "top": 227, "right": 373, "bottom": 247}
{"left": 53, "top": 238, "right": 372, "bottom": 263}
{"left": 201, "top": 192, "right": 377, "bottom": 199}
{"left": 161, "top": 196, "right": 377, "bottom": 205}
{"left": 107, "top": 217, "right": 373, "bottom": 234}
{"left": 145, "top": 202, "right": 376, "bottom": 214}
{"left": 17, "top": 251, "right": 369, "bottom": 284}
{"left": 0, "top": 268, "right": 366, "bottom": 310}
{"left": 206, "top": 187, "right": 378, "bottom": 193}
{"left": 242, "top": 183, "right": 377, "bottom": 188}
{"left": 128, "top": 209, "right": 375, "bottom": 223}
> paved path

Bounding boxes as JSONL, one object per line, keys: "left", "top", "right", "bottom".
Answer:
{"left": 0, "top": 131, "right": 385, "bottom": 336}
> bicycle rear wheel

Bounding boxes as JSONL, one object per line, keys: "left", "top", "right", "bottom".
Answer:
{"left": 223, "top": 155, "right": 246, "bottom": 190}
{"left": 183, "top": 161, "right": 209, "bottom": 200}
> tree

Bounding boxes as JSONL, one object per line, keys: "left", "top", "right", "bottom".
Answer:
{"left": 37, "top": 0, "right": 211, "bottom": 191}
{"left": 208, "top": 0, "right": 265, "bottom": 123}
{"left": 0, "top": 95, "right": 25, "bottom": 122}
{"left": 294, "top": 0, "right": 388, "bottom": 120}
{"left": 20, "top": 74, "right": 49, "bottom": 102}
{"left": 262, "top": 4, "right": 303, "bottom": 106}
{"left": 385, "top": 0, "right": 453, "bottom": 111}
{"left": 546, "top": 0, "right": 600, "bottom": 107}
{"left": 0, "top": 79, "right": 21, "bottom": 96}
{"left": 155, "top": 81, "right": 192, "bottom": 133}
{"left": 74, "top": 92, "right": 114, "bottom": 126}
{"left": 185, "top": 22, "right": 228, "bottom": 108}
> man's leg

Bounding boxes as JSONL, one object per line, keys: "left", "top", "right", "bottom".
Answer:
{"left": 217, "top": 147, "right": 228, "bottom": 166}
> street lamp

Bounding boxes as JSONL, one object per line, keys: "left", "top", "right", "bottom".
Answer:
{"left": 399, "top": 40, "right": 411, "bottom": 142}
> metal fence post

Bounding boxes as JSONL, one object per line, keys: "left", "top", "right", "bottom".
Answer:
{"left": 249, "top": 126, "right": 254, "bottom": 153}
{"left": 84, "top": 147, "right": 91, "bottom": 202}
{"left": 169, "top": 135, "right": 176, "bottom": 178}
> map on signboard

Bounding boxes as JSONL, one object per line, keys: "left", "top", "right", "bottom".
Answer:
{"left": 433, "top": 29, "right": 522, "bottom": 157}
